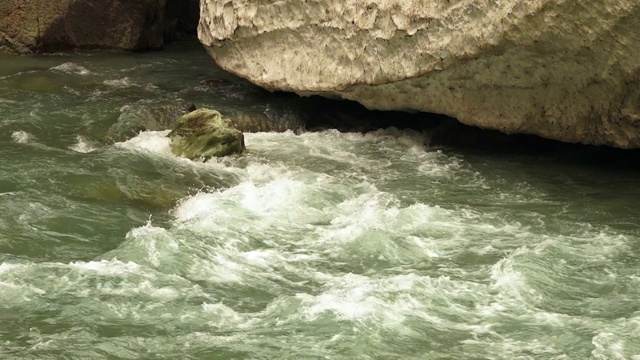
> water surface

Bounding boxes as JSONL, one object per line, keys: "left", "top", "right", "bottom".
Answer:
{"left": 1, "top": 41, "right": 640, "bottom": 359}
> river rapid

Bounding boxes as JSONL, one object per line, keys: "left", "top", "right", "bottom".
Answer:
{"left": 1, "top": 41, "right": 640, "bottom": 359}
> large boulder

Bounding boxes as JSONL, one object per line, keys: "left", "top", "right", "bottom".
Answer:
{"left": 0, "top": 0, "right": 200, "bottom": 53}
{"left": 199, "top": 0, "right": 640, "bottom": 148}
{"left": 167, "top": 108, "right": 245, "bottom": 160}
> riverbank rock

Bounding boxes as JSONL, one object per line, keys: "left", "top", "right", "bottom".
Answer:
{"left": 198, "top": 0, "right": 640, "bottom": 148}
{"left": 167, "top": 108, "right": 245, "bottom": 160}
{"left": 0, "top": 0, "right": 200, "bottom": 53}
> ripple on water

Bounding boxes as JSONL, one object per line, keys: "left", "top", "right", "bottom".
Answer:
{"left": 1, "top": 129, "right": 640, "bottom": 359}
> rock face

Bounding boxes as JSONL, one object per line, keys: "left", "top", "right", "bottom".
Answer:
{"left": 0, "top": 0, "right": 200, "bottom": 53}
{"left": 167, "top": 108, "right": 245, "bottom": 160}
{"left": 199, "top": 0, "right": 640, "bottom": 148}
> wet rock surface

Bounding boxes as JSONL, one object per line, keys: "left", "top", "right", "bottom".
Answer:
{"left": 167, "top": 108, "right": 245, "bottom": 160}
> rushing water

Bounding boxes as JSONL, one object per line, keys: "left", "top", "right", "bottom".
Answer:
{"left": 1, "top": 41, "right": 640, "bottom": 359}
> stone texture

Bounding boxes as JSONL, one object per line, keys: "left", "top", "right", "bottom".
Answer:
{"left": 0, "top": 0, "right": 200, "bottom": 53}
{"left": 168, "top": 108, "right": 245, "bottom": 160}
{"left": 199, "top": 0, "right": 640, "bottom": 148}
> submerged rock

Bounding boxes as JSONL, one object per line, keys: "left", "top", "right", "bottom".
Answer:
{"left": 104, "top": 101, "right": 195, "bottom": 144}
{"left": 167, "top": 108, "right": 245, "bottom": 160}
{"left": 192, "top": 79, "right": 307, "bottom": 133}
{"left": 199, "top": 0, "right": 640, "bottom": 148}
{"left": 83, "top": 183, "right": 187, "bottom": 210}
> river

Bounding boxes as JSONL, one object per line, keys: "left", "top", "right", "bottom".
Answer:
{"left": 1, "top": 40, "right": 639, "bottom": 359}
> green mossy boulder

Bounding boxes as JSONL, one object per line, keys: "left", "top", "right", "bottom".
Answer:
{"left": 167, "top": 108, "right": 245, "bottom": 160}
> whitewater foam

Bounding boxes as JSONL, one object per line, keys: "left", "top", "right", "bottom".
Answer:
{"left": 24, "top": 127, "right": 637, "bottom": 358}
{"left": 201, "top": 302, "right": 244, "bottom": 324}
{"left": 103, "top": 77, "right": 134, "bottom": 88}
{"left": 0, "top": 263, "right": 24, "bottom": 274}
{"left": 69, "top": 260, "right": 141, "bottom": 276}
{"left": 115, "top": 130, "right": 172, "bottom": 155}
{"left": 592, "top": 332, "right": 628, "bottom": 360}
{"left": 50, "top": 62, "right": 91, "bottom": 75}
{"left": 68, "top": 135, "right": 98, "bottom": 153}
{"left": 11, "top": 130, "right": 33, "bottom": 144}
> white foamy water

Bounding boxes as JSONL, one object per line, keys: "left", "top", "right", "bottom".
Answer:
{"left": 115, "top": 130, "right": 172, "bottom": 154}
{"left": 90, "top": 132, "right": 634, "bottom": 354}
{"left": 68, "top": 135, "right": 98, "bottom": 153}
{"left": 69, "top": 259, "right": 141, "bottom": 275}
{"left": 2, "top": 128, "right": 640, "bottom": 359}
{"left": 103, "top": 77, "right": 134, "bottom": 88}
{"left": 50, "top": 62, "right": 91, "bottom": 75}
{"left": 11, "top": 130, "right": 33, "bottom": 144}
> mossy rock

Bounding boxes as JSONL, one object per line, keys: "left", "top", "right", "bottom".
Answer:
{"left": 167, "top": 108, "right": 245, "bottom": 160}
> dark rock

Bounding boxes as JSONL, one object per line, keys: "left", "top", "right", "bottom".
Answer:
{"left": 0, "top": 0, "right": 201, "bottom": 54}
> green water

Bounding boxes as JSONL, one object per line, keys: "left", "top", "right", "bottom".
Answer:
{"left": 1, "top": 41, "right": 640, "bottom": 359}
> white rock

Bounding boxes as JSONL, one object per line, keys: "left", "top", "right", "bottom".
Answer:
{"left": 199, "top": 0, "right": 640, "bottom": 148}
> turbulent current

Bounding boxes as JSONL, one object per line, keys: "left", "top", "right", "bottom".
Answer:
{"left": 1, "top": 41, "right": 640, "bottom": 359}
